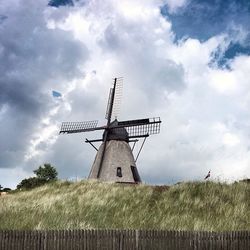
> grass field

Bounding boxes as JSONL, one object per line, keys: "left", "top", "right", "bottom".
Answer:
{"left": 0, "top": 180, "right": 249, "bottom": 231}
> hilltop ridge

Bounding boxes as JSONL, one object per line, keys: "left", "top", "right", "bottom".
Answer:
{"left": 0, "top": 180, "right": 249, "bottom": 231}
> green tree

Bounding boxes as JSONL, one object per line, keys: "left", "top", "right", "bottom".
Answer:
{"left": 34, "top": 163, "right": 58, "bottom": 181}
{"left": 17, "top": 163, "right": 58, "bottom": 190}
{"left": 0, "top": 185, "right": 2, "bottom": 191}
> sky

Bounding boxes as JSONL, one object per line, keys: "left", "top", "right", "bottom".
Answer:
{"left": 0, "top": 0, "right": 250, "bottom": 189}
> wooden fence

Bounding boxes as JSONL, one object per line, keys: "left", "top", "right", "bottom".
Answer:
{"left": 0, "top": 230, "right": 249, "bottom": 250}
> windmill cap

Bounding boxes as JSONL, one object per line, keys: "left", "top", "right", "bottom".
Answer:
{"left": 105, "top": 119, "right": 129, "bottom": 142}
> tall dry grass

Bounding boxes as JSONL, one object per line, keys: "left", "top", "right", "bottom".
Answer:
{"left": 0, "top": 180, "right": 249, "bottom": 231}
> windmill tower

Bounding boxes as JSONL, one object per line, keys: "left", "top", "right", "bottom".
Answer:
{"left": 60, "top": 78, "right": 161, "bottom": 183}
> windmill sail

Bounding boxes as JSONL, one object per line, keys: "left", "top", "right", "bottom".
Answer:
{"left": 113, "top": 117, "right": 161, "bottom": 137}
{"left": 60, "top": 120, "right": 100, "bottom": 134}
{"left": 111, "top": 77, "right": 123, "bottom": 120}
{"left": 105, "top": 88, "right": 113, "bottom": 120}
{"left": 105, "top": 78, "right": 123, "bottom": 121}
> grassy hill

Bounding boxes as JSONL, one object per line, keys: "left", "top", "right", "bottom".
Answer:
{"left": 0, "top": 180, "right": 249, "bottom": 231}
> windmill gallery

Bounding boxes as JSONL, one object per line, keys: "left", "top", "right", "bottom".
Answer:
{"left": 60, "top": 78, "right": 161, "bottom": 183}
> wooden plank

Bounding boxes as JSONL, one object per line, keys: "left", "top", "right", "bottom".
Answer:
{"left": 166, "top": 230, "right": 170, "bottom": 250}
{"left": 105, "top": 229, "right": 110, "bottom": 250}
{"left": 129, "top": 229, "right": 132, "bottom": 250}
{"left": 35, "top": 230, "right": 40, "bottom": 250}
{"left": 130, "top": 229, "right": 133, "bottom": 250}
{"left": 79, "top": 229, "right": 86, "bottom": 250}
{"left": 183, "top": 231, "right": 187, "bottom": 250}
{"left": 30, "top": 230, "right": 34, "bottom": 250}
{"left": 130, "top": 229, "right": 134, "bottom": 250}
{"left": 140, "top": 229, "right": 144, "bottom": 250}
{"left": 247, "top": 231, "right": 250, "bottom": 250}
{"left": 125, "top": 229, "right": 128, "bottom": 250}
{"left": 146, "top": 229, "right": 150, "bottom": 250}
{"left": 71, "top": 229, "right": 75, "bottom": 250}
{"left": 244, "top": 231, "right": 247, "bottom": 250}
{"left": 77, "top": 229, "right": 81, "bottom": 250}
{"left": 231, "top": 231, "right": 234, "bottom": 250}
{"left": 69, "top": 229, "right": 75, "bottom": 250}
{"left": 206, "top": 231, "right": 210, "bottom": 250}
{"left": 5, "top": 230, "right": 9, "bottom": 250}
{"left": 89, "top": 229, "right": 93, "bottom": 250}
{"left": 157, "top": 230, "right": 161, "bottom": 250}
{"left": 107, "top": 229, "right": 112, "bottom": 250}
{"left": 162, "top": 230, "right": 170, "bottom": 250}
{"left": 69, "top": 229, "right": 72, "bottom": 250}
{"left": 10, "top": 230, "right": 14, "bottom": 250}
{"left": 3, "top": 230, "right": 6, "bottom": 250}
{"left": 150, "top": 229, "right": 154, "bottom": 250}
{"left": 156, "top": 230, "right": 160, "bottom": 250}
{"left": 163, "top": 230, "right": 167, "bottom": 250}
{"left": 32, "top": 230, "right": 36, "bottom": 250}
{"left": 57, "top": 230, "right": 61, "bottom": 250}
{"left": 16, "top": 230, "right": 21, "bottom": 250}
{"left": 0, "top": 230, "right": 2, "bottom": 250}
{"left": 174, "top": 230, "right": 178, "bottom": 250}
{"left": 209, "top": 232, "right": 215, "bottom": 250}
{"left": 99, "top": 229, "right": 103, "bottom": 250}
{"left": 166, "top": 230, "right": 171, "bottom": 250}
{"left": 188, "top": 231, "right": 192, "bottom": 250}
{"left": 9, "top": 230, "right": 13, "bottom": 250}
{"left": 231, "top": 231, "right": 235, "bottom": 250}
{"left": 181, "top": 230, "right": 186, "bottom": 250}
{"left": 56, "top": 230, "right": 59, "bottom": 250}
{"left": 6, "top": 230, "right": 10, "bottom": 250}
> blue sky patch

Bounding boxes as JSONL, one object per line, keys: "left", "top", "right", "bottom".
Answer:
{"left": 161, "top": 0, "right": 250, "bottom": 41}
{"left": 161, "top": 0, "right": 250, "bottom": 65}
{"left": 48, "top": 0, "right": 74, "bottom": 7}
{"left": 209, "top": 42, "right": 250, "bottom": 69}
{"left": 0, "top": 15, "right": 8, "bottom": 24}
{"left": 224, "top": 43, "right": 250, "bottom": 59}
{"left": 52, "top": 90, "right": 62, "bottom": 98}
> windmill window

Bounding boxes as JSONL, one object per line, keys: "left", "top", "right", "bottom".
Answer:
{"left": 117, "top": 167, "right": 122, "bottom": 177}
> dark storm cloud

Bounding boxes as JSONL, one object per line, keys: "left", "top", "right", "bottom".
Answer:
{"left": 0, "top": 0, "right": 88, "bottom": 169}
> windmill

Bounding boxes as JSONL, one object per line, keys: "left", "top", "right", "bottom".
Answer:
{"left": 60, "top": 78, "right": 161, "bottom": 183}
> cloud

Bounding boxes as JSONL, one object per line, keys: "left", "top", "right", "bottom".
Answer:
{"left": 0, "top": 0, "right": 250, "bottom": 188}
{"left": 0, "top": 0, "right": 88, "bottom": 176}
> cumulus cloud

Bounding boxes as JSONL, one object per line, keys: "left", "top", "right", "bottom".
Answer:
{"left": 0, "top": 0, "right": 250, "bottom": 188}
{"left": 0, "top": 0, "right": 88, "bottom": 180}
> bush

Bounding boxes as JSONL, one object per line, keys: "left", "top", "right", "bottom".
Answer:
{"left": 17, "top": 163, "right": 58, "bottom": 190}
{"left": 17, "top": 177, "right": 47, "bottom": 190}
